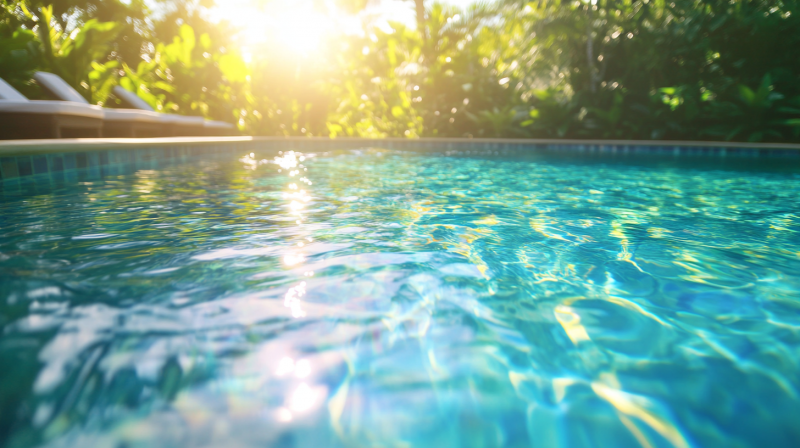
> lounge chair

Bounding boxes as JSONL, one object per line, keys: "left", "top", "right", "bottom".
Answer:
{"left": 33, "top": 72, "right": 167, "bottom": 138}
{"left": 112, "top": 86, "right": 237, "bottom": 136}
{"left": 107, "top": 85, "right": 203, "bottom": 136}
{"left": 201, "top": 119, "right": 238, "bottom": 136}
{"left": 32, "top": 71, "right": 233, "bottom": 137}
{"left": 0, "top": 77, "right": 104, "bottom": 139}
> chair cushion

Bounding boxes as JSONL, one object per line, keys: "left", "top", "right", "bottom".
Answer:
{"left": 159, "top": 114, "right": 205, "bottom": 125}
{"left": 0, "top": 78, "right": 29, "bottom": 101}
{"left": 204, "top": 120, "right": 235, "bottom": 129}
{"left": 0, "top": 101, "right": 104, "bottom": 119}
{"left": 103, "top": 109, "right": 163, "bottom": 123}
{"left": 112, "top": 86, "right": 156, "bottom": 112}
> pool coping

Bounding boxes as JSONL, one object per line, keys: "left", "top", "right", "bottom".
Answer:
{"left": 1, "top": 136, "right": 800, "bottom": 156}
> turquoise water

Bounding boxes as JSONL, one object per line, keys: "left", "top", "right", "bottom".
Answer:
{"left": 1, "top": 147, "right": 799, "bottom": 448}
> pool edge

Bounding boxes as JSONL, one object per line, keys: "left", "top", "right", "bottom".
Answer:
{"left": 1, "top": 136, "right": 800, "bottom": 156}
{"left": 2, "top": 136, "right": 799, "bottom": 185}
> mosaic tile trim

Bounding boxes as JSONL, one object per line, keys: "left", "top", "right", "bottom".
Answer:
{"left": 0, "top": 144, "right": 244, "bottom": 185}
{"left": 265, "top": 138, "right": 800, "bottom": 157}
{"left": 1, "top": 139, "right": 798, "bottom": 185}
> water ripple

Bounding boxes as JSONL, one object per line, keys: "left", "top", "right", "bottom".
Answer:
{"left": 1, "top": 149, "right": 799, "bottom": 447}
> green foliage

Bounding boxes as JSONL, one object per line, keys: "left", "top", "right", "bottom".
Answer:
{"left": 115, "top": 23, "right": 253, "bottom": 128}
{"left": 325, "top": 23, "right": 426, "bottom": 138}
{"left": 0, "top": 28, "right": 38, "bottom": 94}
{"left": 32, "top": 5, "right": 122, "bottom": 103}
{"left": 1, "top": 0, "right": 800, "bottom": 141}
{"left": 0, "top": 2, "right": 39, "bottom": 94}
{"left": 492, "top": 0, "right": 800, "bottom": 142}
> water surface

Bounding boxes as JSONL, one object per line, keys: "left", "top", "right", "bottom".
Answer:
{"left": 1, "top": 148, "right": 799, "bottom": 447}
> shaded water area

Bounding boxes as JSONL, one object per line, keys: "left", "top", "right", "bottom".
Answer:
{"left": 1, "top": 147, "right": 800, "bottom": 447}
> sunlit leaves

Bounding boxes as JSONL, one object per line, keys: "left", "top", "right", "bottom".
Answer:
{"left": 116, "top": 22, "right": 252, "bottom": 124}
{"left": 219, "top": 53, "right": 248, "bottom": 83}
{"left": 0, "top": 28, "right": 38, "bottom": 90}
{"left": 27, "top": 5, "right": 123, "bottom": 103}
{"left": 177, "top": 24, "right": 195, "bottom": 66}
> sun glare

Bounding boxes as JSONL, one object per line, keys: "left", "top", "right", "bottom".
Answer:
{"left": 269, "top": 9, "right": 330, "bottom": 54}
{"left": 210, "top": 1, "right": 337, "bottom": 56}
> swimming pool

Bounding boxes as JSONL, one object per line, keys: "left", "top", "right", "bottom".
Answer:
{"left": 1, "top": 140, "right": 799, "bottom": 447}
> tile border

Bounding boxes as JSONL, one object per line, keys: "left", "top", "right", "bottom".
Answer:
{"left": 1, "top": 137, "right": 799, "bottom": 184}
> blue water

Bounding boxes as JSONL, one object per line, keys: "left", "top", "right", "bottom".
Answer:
{"left": 1, "top": 147, "right": 799, "bottom": 448}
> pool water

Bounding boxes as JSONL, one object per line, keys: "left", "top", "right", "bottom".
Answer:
{"left": 1, "top": 147, "right": 799, "bottom": 448}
